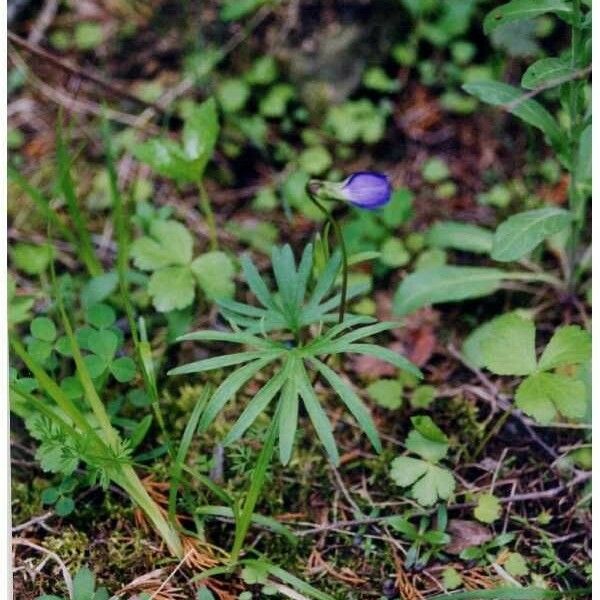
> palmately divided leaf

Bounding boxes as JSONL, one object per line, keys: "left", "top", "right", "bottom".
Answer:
{"left": 148, "top": 265, "right": 196, "bottom": 312}
{"left": 278, "top": 372, "right": 300, "bottom": 465}
{"left": 411, "top": 465, "right": 455, "bottom": 506}
{"left": 515, "top": 371, "right": 586, "bottom": 424}
{"left": 405, "top": 429, "right": 448, "bottom": 463}
{"left": 390, "top": 456, "right": 428, "bottom": 487}
{"left": 479, "top": 313, "right": 537, "bottom": 376}
{"left": 538, "top": 325, "right": 591, "bottom": 371}
{"left": 191, "top": 251, "right": 236, "bottom": 301}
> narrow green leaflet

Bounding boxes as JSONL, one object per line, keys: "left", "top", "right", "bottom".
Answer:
{"left": 393, "top": 266, "right": 505, "bottom": 316}
{"left": 182, "top": 98, "right": 219, "bottom": 177}
{"left": 483, "top": 0, "right": 572, "bottom": 34}
{"left": 491, "top": 207, "right": 572, "bottom": 262}
{"left": 516, "top": 372, "right": 586, "bottom": 424}
{"left": 479, "top": 313, "right": 537, "bottom": 376}
{"left": 426, "top": 221, "right": 493, "bottom": 255}
{"left": 463, "top": 81, "right": 563, "bottom": 151}
{"left": 278, "top": 374, "right": 299, "bottom": 465}
{"left": 521, "top": 57, "right": 575, "bottom": 90}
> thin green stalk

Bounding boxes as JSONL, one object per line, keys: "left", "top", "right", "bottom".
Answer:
{"left": 102, "top": 116, "right": 173, "bottom": 456}
{"left": 230, "top": 408, "right": 280, "bottom": 563}
{"left": 55, "top": 117, "right": 103, "bottom": 277}
{"left": 307, "top": 193, "right": 348, "bottom": 324}
{"left": 199, "top": 181, "right": 218, "bottom": 251}
{"left": 566, "top": 0, "right": 584, "bottom": 288}
{"left": 503, "top": 271, "right": 564, "bottom": 288}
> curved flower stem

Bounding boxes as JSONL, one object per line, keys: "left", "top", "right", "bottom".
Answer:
{"left": 198, "top": 181, "right": 218, "bottom": 251}
{"left": 307, "top": 192, "right": 348, "bottom": 324}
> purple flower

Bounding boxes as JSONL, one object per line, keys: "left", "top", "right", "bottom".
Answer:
{"left": 340, "top": 172, "right": 392, "bottom": 209}
{"left": 308, "top": 171, "right": 392, "bottom": 210}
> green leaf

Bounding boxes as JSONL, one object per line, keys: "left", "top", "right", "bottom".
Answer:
{"left": 298, "top": 146, "right": 332, "bottom": 176}
{"left": 474, "top": 493, "right": 501, "bottom": 523}
{"left": 312, "top": 359, "right": 382, "bottom": 452}
{"left": 516, "top": 372, "right": 586, "bottom": 424}
{"left": 297, "top": 363, "right": 340, "bottom": 465}
{"left": 191, "top": 251, "right": 236, "bottom": 301}
{"left": 88, "top": 329, "right": 119, "bottom": 362}
{"left": 73, "top": 567, "right": 95, "bottom": 600}
{"left": 393, "top": 266, "right": 505, "bottom": 316}
{"left": 11, "top": 242, "right": 54, "bottom": 275}
{"left": 148, "top": 266, "right": 196, "bottom": 312}
{"left": 380, "top": 238, "right": 410, "bottom": 267}
{"left": 491, "top": 207, "right": 572, "bottom": 261}
{"left": 366, "top": 379, "right": 403, "bottom": 409}
{"left": 463, "top": 81, "right": 563, "bottom": 150}
{"left": 426, "top": 221, "right": 493, "bottom": 255}
{"left": 521, "top": 57, "right": 575, "bottom": 90}
{"left": 427, "top": 587, "right": 591, "bottom": 599}
{"left": 223, "top": 359, "right": 291, "bottom": 445}
{"left": 169, "top": 350, "right": 274, "bottom": 376}
{"left": 133, "top": 138, "right": 199, "bottom": 183}
{"left": 130, "top": 414, "right": 153, "bottom": 449}
{"left": 83, "top": 354, "right": 107, "bottom": 379}
{"left": 110, "top": 357, "right": 137, "bottom": 383}
{"left": 197, "top": 357, "right": 277, "bottom": 431}
{"left": 220, "top": 0, "right": 266, "bottom": 21}
{"left": 483, "top": 0, "right": 572, "bottom": 34}
{"left": 538, "top": 325, "right": 591, "bottom": 371}
{"left": 479, "top": 313, "right": 537, "bottom": 376}
{"left": 422, "top": 158, "right": 450, "bottom": 183}
{"left": 278, "top": 375, "right": 299, "bottom": 465}
{"left": 411, "top": 385, "right": 437, "bottom": 408}
{"left": 55, "top": 495, "right": 75, "bottom": 517}
{"left": 130, "top": 220, "right": 194, "bottom": 270}
{"left": 217, "top": 78, "right": 250, "bottom": 113}
{"left": 505, "top": 552, "right": 529, "bottom": 577}
{"left": 342, "top": 344, "right": 422, "bottom": 378}
{"left": 405, "top": 417, "right": 449, "bottom": 462}
{"left": 390, "top": 457, "right": 454, "bottom": 506}
{"left": 31, "top": 317, "right": 57, "bottom": 343}
{"left": 85, "top": 303, "right": 116, "bottom": 329}
{"left": 576, "top": 124, "right": 591, "bottom": 188}
{"left": 182, "top": 98, "right": 219, "bottom": 172}
{"left": 442, "top": 567, "right": 463, "bottom": 591}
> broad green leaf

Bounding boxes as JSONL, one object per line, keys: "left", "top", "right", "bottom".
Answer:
{"left": 133, "top": 138, "right": 199, "bottom": 183}
{"left": 426, "top": 221, "right": 493, "bottom": 254}
{"left": 73, "top": 567, "right": 95, "bottom": 599}
{"left": 217, "top": 78, "right": 250, "bottom": 113}
{"left": 11, "top": 242, "right": 54, "bottom": 275}
{"left": 366, "top": 379, "right": 403, "bottom": 410}
{"left": 442, "top": 567, "right": 463, "bottom": 591}
{"left": 85, "top": 303, "right": 116, "bottom": 329}
{"left": 148, "top": 266, "right": 196, "bottom": 312}
{"left": 576, "top": 124, "right": 591, "bottom": 188}
{"left": 312, "top": 359, "right": 382, "bottom": 452}
{"left": 110, "top": 356, "right": 137, "bottom": 383}
{"left": 521, "top": 57, "right": 575, "bottom": 90}
{"left": 463, "top": 81, "right": 563, "bottom": 150}
{"left": 538, "top": 325, "right": 591, "bottom": 371}
{"left": 505, "top": 552, "right": 529, "bottom": 577}
{"left": 480, "top": 313, "right": 537, "bottom": 376}
{"left": 491, "top": 207, "right": 572, "bottom": 261}
{"left": 30, "top": 317, "right": 57, "bottom": 342}
{"left": 191, "top": 251, "right": 236, "bottom": 301}
{"left": 483, "top": 0, "right": 572, "bottom": 34}
{"left": 88, "top": 329, "right": 119, "bottom": 362}
{"left": 393, "top": 266, "right": 505, "bottom": 316}
{"left": 414, "top": 465, "right": 455, "bottom": 506}
{"left": 405, "top": 428, "right": 448, "bottom": 463}
{"left": 516, "top": 372, "right": 586, "bottom": 424}
{"left": 390, "top": 456, "right": 428, "bottom": 487}
{"left": 182, "top": 98, "right": 219, "bottom": 173}
{"left": 474, "top": 493, "right": 501, "bottom": 523}
{"left": 131, "top": 220, "right": 194, "bottom": 270}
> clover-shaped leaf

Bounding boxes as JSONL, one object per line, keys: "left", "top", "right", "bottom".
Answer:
{"left": 390, "top": 416, "right": 455, "bottom": 506}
